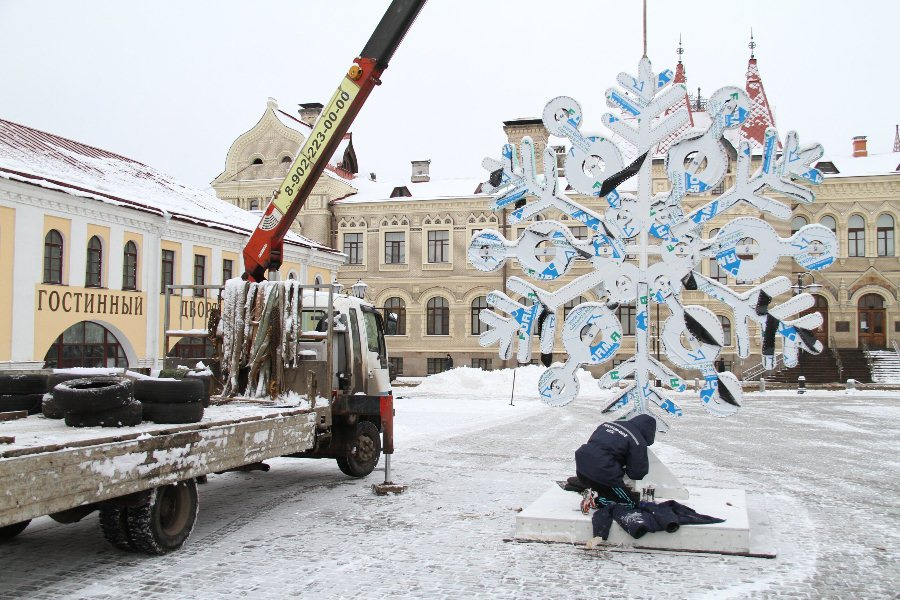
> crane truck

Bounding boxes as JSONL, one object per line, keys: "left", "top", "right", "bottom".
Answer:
{"left": 0, "top": 0, "right": 425, "bottom": 554}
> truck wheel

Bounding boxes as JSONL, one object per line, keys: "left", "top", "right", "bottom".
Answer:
{"left": 0, "top": 393, "right": 43, "bottom": 414}
{"left": 142, "top": 401, "right": 203, "bottom": 424}
{"left": 336, "top": 421, "right": 381, "bottom": 478}
{"left": 0, "top": 519, "right": 30, "bottom": 540}
{"left": 41, "top": 394, "right": 65, "bottom": 419}
{"left": 126, "top": 480, "right": 199, "bottom": 555}
{"left": 54, "top": 377, "right": 133, "bottom": 414}
{"left": 64, "top": 399, "right": 143, "bottom": 428}
{"left": 99, "top": 506, "right": 134, "bottom": 551}
{"left": 0, "top": 373, "right": 48, "bottom": 394}
{"left": 133, "top": 378, "right": 204, "bottom": 404}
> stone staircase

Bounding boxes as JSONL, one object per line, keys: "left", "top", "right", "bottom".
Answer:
{"left": 763, "top": 350, "right": 841, "bottom": 384}
{"left": 835, "top": 348, "right": 873, "bottom": 384}
{"left": 866, "top": 349, "right": 900, "bottom": 384}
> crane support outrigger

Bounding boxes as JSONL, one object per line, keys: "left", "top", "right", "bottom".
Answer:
{"left": 243, "top": 0, "right": 426, "bottom": 283}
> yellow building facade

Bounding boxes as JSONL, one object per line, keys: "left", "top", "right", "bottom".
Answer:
{"left": 0, "top": 118, "right": 343, "bottom": 370}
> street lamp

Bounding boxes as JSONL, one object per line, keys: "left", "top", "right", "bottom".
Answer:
{"left": 791, "top": 271, "right": 823, "bottom": 394}
{"left": 351, "top": 279, "right": 368, "bottom": 300}
{"left": 332, "top": 280, "right": 343, "bottom": 294}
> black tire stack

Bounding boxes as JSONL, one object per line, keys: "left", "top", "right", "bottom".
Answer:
{"left": 0, "top": 374, "right": 48, "bottom": 415}
{"left": 42, "top": 373, "right": 88, "bottom": 419}
{"left": 53, "top": 377, "right": 143, "bottom": 427}
{"left": 134, "top": 379, "right": 205, "bottom": 424}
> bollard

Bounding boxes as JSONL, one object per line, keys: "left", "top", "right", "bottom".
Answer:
{"left": 846, "top": 378, "right": 857, "bottom": 392}
{"left": 759, "top": 377, "right": 766, "bottom": 393}
{"left": 694, "top": 378, "right": 699, "bottom": 390}
{"left": 797, "top": 375, "right": 806, "bottom": 395}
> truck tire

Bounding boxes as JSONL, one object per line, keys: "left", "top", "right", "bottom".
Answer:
{"left": 48, "top": 372, "right": 91, "bottom": 389}
{"left": 0, "top": 519, "right": 30, "bottom": 540}
{"left": 0, "top": 373, "right": 48, "bottom": 395}
{"left": 0, "top": 393, "right": 43, "bottom": 414}
{"left": 133, "top": 378, "right": 205, "bottom": 404}
{"left": 142, "top": 401, "right": 203, "bottom": 424}
{"left": 64, "top": 399, "right": 143, "bottom": 428}
{"left": 54, "top": 377, "right": 133, "bottom": 414}
{"left": 99, "top": 505, "right": 135, "bottom": 551}
{"left": 126, "top": 480, "right": 199, "bottom": 555}
{"left": 336, "top": 421, "right": 382, "bottom": 478}
{"left": 42, "top": 394, "right": 64, "bottom": 419}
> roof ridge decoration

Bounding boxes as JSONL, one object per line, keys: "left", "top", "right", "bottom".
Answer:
{"left": 469, "top": 54, "right": 831, "bottom": 434}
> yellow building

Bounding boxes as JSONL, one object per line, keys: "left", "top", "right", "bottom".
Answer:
{"left": 214, "top": 54, "right": 900, "bottom": 381}
{"left": 0, "top": 118, "right": 343, "bottom": 370}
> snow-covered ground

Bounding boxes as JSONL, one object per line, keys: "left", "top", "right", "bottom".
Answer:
{"left": 0, "top": 365, "right": 897, "bottom": 599}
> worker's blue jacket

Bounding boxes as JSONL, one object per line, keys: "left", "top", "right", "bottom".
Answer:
{"left": 575, "top": 414, "right": 656, "bottom": 487}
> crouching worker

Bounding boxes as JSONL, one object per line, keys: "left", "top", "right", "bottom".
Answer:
{"left": 574, "top": 414, "right": 656, "bottom": 508}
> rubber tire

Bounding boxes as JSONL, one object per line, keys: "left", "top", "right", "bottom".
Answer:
{"left": 133, "top": 378, "right": 204, "bottom": 404}
{"left": 0, "top": 393, "right": 43, "bottom": 414}
{"left": 336, "top": 421, "right": 382, "bottom": 478}
{"left": 42, "top": 394, "right": 64, "bottom": 419}
{"left": 0, "top": 374, "right": 48, "bottom": 395}
{"left": 54, "top": 377, "right": 133, "bottom": 414}
{"left": 126, "top": 480, "right": 199, "bottom": 555}
{"left": 64, "top": 399, "right": 143, "bottom": 428}
{"left": 142, "top": 401, "right": 203, "bottom": 424}
{"left": 0, "top": 519, "right": 30, "bottom": 540}
{"left": 48, "top": 372, "right": 92, "bottom": 389}
{"left": 99, "top": 505, "right": 134, "bottom": 551}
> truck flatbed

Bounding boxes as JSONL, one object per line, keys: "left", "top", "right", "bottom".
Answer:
{"left": 0, "top": 400, "right": 323, "bottom": 529}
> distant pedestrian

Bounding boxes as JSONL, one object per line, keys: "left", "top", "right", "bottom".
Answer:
{"left": 445, "top": 353, "right": 453, "bottom": 371}
{"left": 716, "top": 358, "right": 725, "bottom": 373}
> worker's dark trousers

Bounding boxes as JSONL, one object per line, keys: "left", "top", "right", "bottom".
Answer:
{"left": 576, "top": 471, "right": 639, "bottom": 508}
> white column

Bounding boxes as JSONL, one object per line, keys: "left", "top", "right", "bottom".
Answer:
{"left": 108, "top": 226, "right": 124, "bottom": 290}
{"left": 211, "top": 246, "right": 223, "bottom": 284}
{"left": 68, "top": 215, "right": 87, "bottom": 288}
{"left": 181, "top": 242, "right": 194, "bottom": 287}
{"left": 11, "top": 205, "right": 42, "bottom": 363}
{"left": 144, "top": 228, "right": 162, "bottom": 368}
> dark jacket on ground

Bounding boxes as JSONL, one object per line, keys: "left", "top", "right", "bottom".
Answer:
{"left": 575, "top": 414, "right": 656, "bottom": 488}
{"left": 591, "top": 500, "right": 725, "bottom": 540}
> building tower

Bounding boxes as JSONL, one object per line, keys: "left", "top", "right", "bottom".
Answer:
{"left": 741, "top": 30, "right": 777, "bottom": 148}
{"left": 655, "top": 35, "right": 695, "bottom": 155}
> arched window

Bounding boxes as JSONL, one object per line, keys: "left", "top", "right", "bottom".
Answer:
{"left": 426, "top": 297, "right": 449, "bottom": 335}
{"left": 848, "top": 215, "right": 866, "bottom": 257}
{"left": 790, "top": 216, "right": 808, "bottom": 235}
{"left": 249, "top": 199, "right": 260, "bottom": 211}
{"left": 314, "top": 275, "right": 324, "bottom": 285}
{"left": 877, "top": 214, "right": 894, "bottom": 257}
{"left": 858, "top": 293, "right": 885, "bottom": 309}
{"left": 287, "top": 271, "right": 296, "bottom": 280}
{"left": 383, "top": 297, "right": 406, "bottom": 335}
{"left": 43, "top": 321, "right": 126, "bottom": 368}
{"left": 122, "top": 241, "right": 138, "bottom": 290}
{"left": 251, "top": 157, "right": 263, "bottom": 165}
{"left": 43, "top": 229, "right": 63, "bottom": 284}
{"left": 168, "top": 336, "right": 216, "bottom": 360}
{"left": 563, "top": 296, "right": 586, "bottom": 321}
{"left": 281, "top": 156, "right": 292, "bottom": 163}
{"left": 471, "top": 296, "right": 488, "bottom": 335}
{"left": 708, "top": 228, "right": 727, "bottom": 282}
{"left": 820, "top": 215, "right": 837, "bottom": 233}
{"left": 86, "top": 235, "right": 103, "bottom": 287}
{"left": 719, "top": 315, "right": 732, "bottom": 346}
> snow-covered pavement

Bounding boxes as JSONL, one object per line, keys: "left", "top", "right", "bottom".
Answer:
{"left": 0, "top": 366, "right": 897, "bottom": 599}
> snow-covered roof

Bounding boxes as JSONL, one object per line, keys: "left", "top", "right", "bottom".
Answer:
{"left": 816, "top": 152, "right": 900, "bottom": 179}
{"left": 338, "top": 175, "right": 486, "bottom": 204}
{"left": 0, "top": 118, "right": 336, "bottom": 253}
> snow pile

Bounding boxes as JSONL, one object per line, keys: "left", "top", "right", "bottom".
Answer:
{"left": 404, "top": 365, "right": 616, "bottom": 402}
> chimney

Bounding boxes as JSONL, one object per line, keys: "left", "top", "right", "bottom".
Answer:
{"left": 411, "top": 159, "right": 431, "bottom": 183}
{"left": 502, "top": 118, "right": 549, "bottom": 173}
{"left": 298, "top": 102, "right": 324, "bottom": 127}
{"left": 852, "top": 135, "right": 868, "bottom": 157}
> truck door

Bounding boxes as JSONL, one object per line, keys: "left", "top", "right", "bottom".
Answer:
{"left": 361, "top": 306, "right": 390, "bottom": 395}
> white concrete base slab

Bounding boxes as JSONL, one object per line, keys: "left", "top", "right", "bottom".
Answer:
{"left": 515, "top": 483, "right": 775, "bottom": 557}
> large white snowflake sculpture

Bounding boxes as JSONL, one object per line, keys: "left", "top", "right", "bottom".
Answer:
{"left": 469, "top": 57, "right": 834, "bottom": 431}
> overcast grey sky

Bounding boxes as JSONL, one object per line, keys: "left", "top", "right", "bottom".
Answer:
{"left": 1, "top": 1, "right": 897, "bottom": 191}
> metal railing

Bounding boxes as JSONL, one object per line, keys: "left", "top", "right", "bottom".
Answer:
{"left": 829, "top": 336, "right": 843, "bottom": 382}
{"left": 742, "top": 354, "right": 783, "bottom": 381}
{"left": 861, "top": 341, "right": 875, "bottom": 373}
{"left": 892, "top": 338, "right": 900, "bottom": 360}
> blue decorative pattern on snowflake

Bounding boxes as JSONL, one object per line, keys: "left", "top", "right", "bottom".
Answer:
{"left": 469, "top": 57, "right": 832, "bottom": 432}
